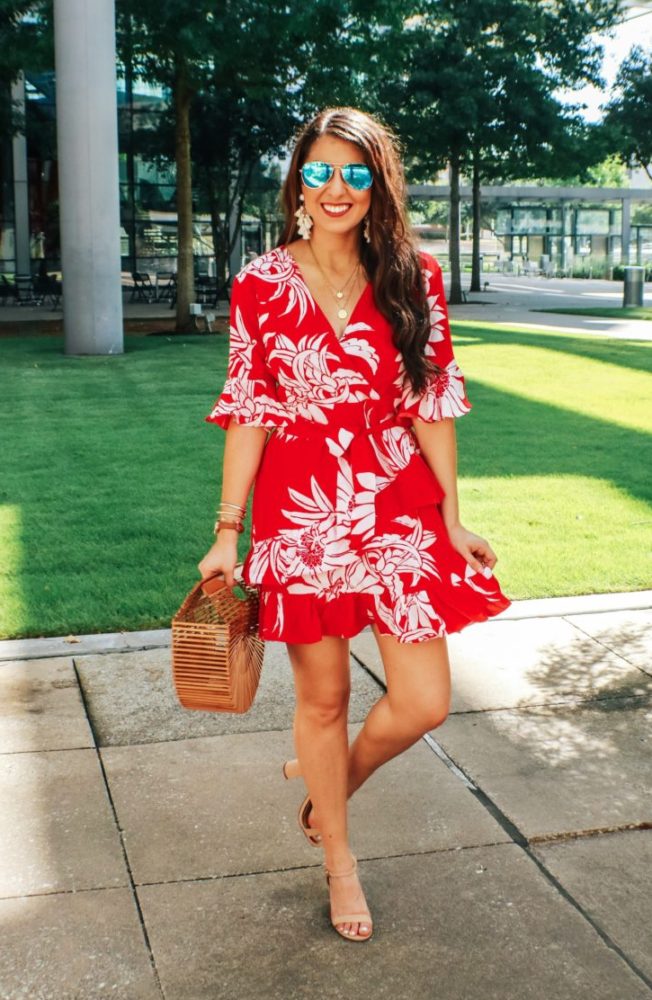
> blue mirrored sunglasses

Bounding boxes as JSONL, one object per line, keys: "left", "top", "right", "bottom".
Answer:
{"left": 300, "top": 160, "right": 374, "bottom": 191}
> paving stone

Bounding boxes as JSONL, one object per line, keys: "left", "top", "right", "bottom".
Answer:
{"left": 137, "top": 845, "right": 652, "bottom": 1000}
{"left": 351, "top": 617, "right": 650, "bottom": 712}
{"left": 0, "top": 887, "right": 161, "bottom": 1000}
{"left": 0, "top": 629, "right": 171, "bottom": 662}
{"left": 534, "top": 829, "right": 652, "bottom": 980}
{"left": 497, "top": 590, "right": 652, "bottom": 619}
{"left": 565, "top": 610, "right": 652, "bottom": 676}
{"left": 433, "top": 699, "right": 651, "bottom": 840}
{"left": 75, "top": 644, "right": 383, "bottom": 745}
{"left": 101, "top": 726, "right": 507, "bottom": 886}
{"left": 0, "top": 657, "right": 93, "bottom": 753}
{"left": 0, "top": 749, "right": 128, "bottom": 898}
{"left": 1, "top": 592, "right": 649, "bottom": 664}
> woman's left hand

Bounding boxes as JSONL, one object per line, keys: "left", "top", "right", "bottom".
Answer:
{"left": 446, "top": 523, "right": 498, "bottom": 575}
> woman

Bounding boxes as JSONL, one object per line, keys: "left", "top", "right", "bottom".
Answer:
{"left": 199, "top": 106, "right": 511, "bottom": 943}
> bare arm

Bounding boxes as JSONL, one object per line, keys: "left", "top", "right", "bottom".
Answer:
{"left": 412, "top": 417, "right": 498, "bottom": 573}
{"left": 198, "top": 422, "right": 269, "bottom": 586}
{"left": 221, "top": 422, "right": 268, "bottom": 510}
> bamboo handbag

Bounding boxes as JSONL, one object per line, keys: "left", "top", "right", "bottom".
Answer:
{"left": 171, "top": 567, "right": 265, "bottom": 713}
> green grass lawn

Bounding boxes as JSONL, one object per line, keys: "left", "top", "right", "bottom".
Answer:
{"left": 1, "top": 326, "right": 651, "bottom": 639}
{"left": 535, "top": 306, "right": 652, "bottom": 320}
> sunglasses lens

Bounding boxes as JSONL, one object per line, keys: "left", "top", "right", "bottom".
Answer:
{"left": 342, "top": 164, "right": 373, "bottom": 190}
{"left": 300, "top": 162, "right": 332, "bottom": 188}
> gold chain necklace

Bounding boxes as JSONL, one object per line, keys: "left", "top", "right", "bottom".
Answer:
{"left": 308, "top": 244, "right": 361, "bottom": 321}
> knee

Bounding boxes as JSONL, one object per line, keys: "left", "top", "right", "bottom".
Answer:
{"left": 421, "top": 701, "right": 450, "bottom": 732}
{"left": 392, "top": 696, "right": 450, "bottom": 735}
{"left": 298, "top": 686, "right": 350, "bottom": 727}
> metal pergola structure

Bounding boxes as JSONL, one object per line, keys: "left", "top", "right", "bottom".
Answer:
{"left": 407, "top": 185, "right": 652, "bottom": 269}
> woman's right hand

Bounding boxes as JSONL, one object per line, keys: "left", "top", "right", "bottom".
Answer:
{"left": 197, "top": 534, "right": 239, "bottom": 588}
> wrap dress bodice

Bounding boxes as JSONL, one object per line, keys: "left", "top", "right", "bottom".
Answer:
{"left": 206, "top": 244, "right": 511, "bottom": 643}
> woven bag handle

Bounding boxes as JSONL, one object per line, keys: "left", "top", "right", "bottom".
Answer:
{"left": 195, "top": 564, "right": 247, "bottom": 599}
{"left": 172, "top": 565, "right": 251, "bottom": 626}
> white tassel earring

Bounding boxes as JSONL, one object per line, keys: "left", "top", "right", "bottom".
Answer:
{"left": 295, "top": 194, "right": 313, "bottom": 240}
{"left": 363, "top": 214, "right": 371, "bottom": 243}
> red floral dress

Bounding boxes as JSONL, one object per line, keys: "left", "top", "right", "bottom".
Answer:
{"left": 206, "top": 244, "right": 511, "bottom": 644}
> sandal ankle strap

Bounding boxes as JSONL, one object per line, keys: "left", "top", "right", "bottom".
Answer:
{"left": 324, "top": 855, "right": 358, "bottom": 879}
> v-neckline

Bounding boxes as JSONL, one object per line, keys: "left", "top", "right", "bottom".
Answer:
{"left": 281, "top": 244, "right": 371, "bottom": 343}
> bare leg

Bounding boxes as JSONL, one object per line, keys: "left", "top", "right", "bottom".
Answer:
{"left": 347, "top": 626, "right": 452, "bottom": 796}
{"left": 307, "top": 626, "right": 451, "bottom": 821}
{"left": 286, "top": 635, "right": 371, "bottom": 939}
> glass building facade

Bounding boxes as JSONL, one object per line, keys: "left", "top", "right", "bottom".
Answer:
{"left": 1, "top": 70, "right": 651, "bottom": 281}
{"left": 1, "top": 69, "right": 264, "bottom": 281}
{"left": 494, "top": 203, "right": 652, "bottom": 276}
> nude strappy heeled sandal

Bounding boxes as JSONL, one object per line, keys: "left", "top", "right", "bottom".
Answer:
{"left": 282, "top": 759, "right": 322, "bottom": 847}
{"left": 324, "top": 855, "right": 373, "bottom": 942}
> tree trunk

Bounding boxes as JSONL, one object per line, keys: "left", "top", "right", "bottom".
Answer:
{"left": 227, "top": 160, "right": 255, "bottom": 274}
{"left": 210, "top": 202, "right": 228, "bottom": 292}
{"left": 470, "top": 142, "right": 482, "bottom": 293}
{"left": 448, "top": 154, "right": 463, "bottom": 305}
{"left": 206, "top": 171, "right": 228, "bottom": 292}
{"left": 174, "top": 60, "right": 194, "bottom": 332}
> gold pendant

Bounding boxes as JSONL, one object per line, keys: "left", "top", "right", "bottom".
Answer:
{"left": 338, "top": 308, "right": 348, "bottom": 320}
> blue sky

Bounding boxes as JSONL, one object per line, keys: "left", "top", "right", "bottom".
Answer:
{"left": 558, "top": 4, "right": 652, "bottom": 121}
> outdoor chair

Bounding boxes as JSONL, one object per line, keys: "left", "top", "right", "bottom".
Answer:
{"left": 130, "top": 271, "right": 155, "bottom": 303}
{"left": 0, "top": 275, "right": 17, "bottom": 305}
{"left": 34, "top": 273, "right": 62, "bottom": 308}
{"left": 195, "top": 275, "right": 219, "bottom": 306}
{"left": 155, "top": 271, "right": 176, "bottom": 303}
{"left": 15, "top": 275, "right": 42, "bottom": 306}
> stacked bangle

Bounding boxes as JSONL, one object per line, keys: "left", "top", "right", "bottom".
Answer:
{"left": 214, "top": 500, "right": 247, "bottom": 537}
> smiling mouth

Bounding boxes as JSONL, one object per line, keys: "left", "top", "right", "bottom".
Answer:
{"left": 321, "top": 203, "right": 353, "bottom": 217}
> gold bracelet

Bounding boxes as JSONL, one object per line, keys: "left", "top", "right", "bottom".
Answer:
{"left": 217, "top": 511, "right": 246, "bottom": 520}
{"left": 218, "top": 501, "right": 246, "bottom": 514}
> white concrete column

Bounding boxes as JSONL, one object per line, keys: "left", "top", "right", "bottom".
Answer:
{"left": 11, "top": 73, "right": 31, "bottom": 276}
{"left": 53, "top": 0, "right": 123, "bottom": 355}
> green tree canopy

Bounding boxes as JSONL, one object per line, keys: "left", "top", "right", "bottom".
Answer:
{"left": 373, "top": 0, "right": 621, "bottom": 299}
{"left": 0, "top": 1, "right": 51, "bottom": 141}
{"left": 602, "top": 44, "right": 652, "bottom": 182}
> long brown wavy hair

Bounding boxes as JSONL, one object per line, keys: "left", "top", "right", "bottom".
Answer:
{"left": 277, "top": 107, "right": 441, "bottom": 394}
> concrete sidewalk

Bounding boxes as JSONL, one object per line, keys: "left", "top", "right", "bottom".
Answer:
{"left": 3, "top": 272, "right": 650, "bottom": 341}
{"left": 450, "top": 273, "right": 652, "bottom": 340}
{"left": 0, "top": 593, "right": 650, "bottom": 999}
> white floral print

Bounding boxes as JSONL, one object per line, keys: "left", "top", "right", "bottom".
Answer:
{"left": 205, "top": 303, "right": 289, "bottom": 427}
{"left": 398, "top": 357, "right": 472, "bottom": 421}
{"left": 205, "top": 244, "right": 511, "bottom": 644}
{"left": 242, "top": 250, "right": 314, "bottom": 324}
{"left": 373, "top": 589, "right": 447, "bottom": 642}
{"left": 266, "top": 331, "right": 372, "bottom": 424}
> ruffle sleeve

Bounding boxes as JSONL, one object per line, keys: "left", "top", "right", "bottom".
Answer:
{"left": 395, "top": 252, "right": 472, "bottom": 424}
{"left": 205, "top": 267, "right": 289, "bottom": 430}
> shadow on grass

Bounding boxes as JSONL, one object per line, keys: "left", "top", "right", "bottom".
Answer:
{"left": 1, "top": 333, "right": 650, "bottom": 638}
{"left": 456, "top": 381, "right": 651, "bottom": 509}
{"left": 453, "top": 324, "right": 652, "bottom": 377}
{"left": 0, "top": 333, "right": 222, "bottom": 363}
